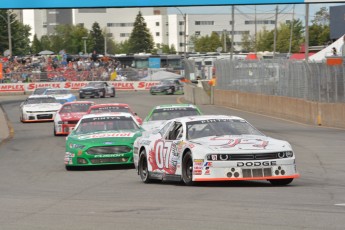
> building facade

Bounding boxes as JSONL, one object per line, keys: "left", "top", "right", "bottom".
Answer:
{"left": 23, "top": 8, "right": 293, "bottom": 52}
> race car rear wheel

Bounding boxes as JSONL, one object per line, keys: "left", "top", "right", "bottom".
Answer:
{"left": 139, "top": 151, "right": 152, "bottom": 183}
{"left": 53, "top": 126, "right": 57, "bottom": 136}
{"left": 100, "top": 89, "right": 106, "bottom": 98}
{"left": 182, "top": 151, "right": 194, "bottom": 186}
{"left": 79, "top": 94, "right": 84, "bottom": 99}
{"left": 110, "top": 89, "right": 115, "bottom": 97}
{"left": 268, "top": 178, "right": 293, "bottom": 186}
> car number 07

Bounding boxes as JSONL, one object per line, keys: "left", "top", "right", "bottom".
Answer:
{"left": 155, "top": 140, "right": 173, "bottom": 169}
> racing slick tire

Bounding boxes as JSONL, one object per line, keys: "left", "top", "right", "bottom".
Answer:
{"left": 100, "top": 89, "right": 106, "bottom": 98}
{"left": 53, "top": 126, "right": 58, "bottom": 136}
{"left": 139, "top": 151, "right": 152, "bottom": 183}
{"left": 268, "top": 178, "right": 293, "bottom": 186}
{"left": 65, "top": 165, "right": 74, "bottom": 171}
{"left": 110, "top": 89, "right": 115, "bottom": 97}
{"left": 166, "top": 88, "right": 174, "bottom": 95}
{"left": 79, "top": 94, "right": 85, "bottom": 99}
{"left": 182, "top": 151, "right": 194, "bottom": 186}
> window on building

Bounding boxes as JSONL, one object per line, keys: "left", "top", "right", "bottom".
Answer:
{"left": 120, "top": 33, "right": 130, "bottom": 37}
{"left": 78, "top": 9, "right": 106, "bottom": 13}
{"left": 229, "top": 21, "right": 233, "bottom": 25}
{"left": 156, "top": 32, "right": 160, "bottom": 36}
{"left": 179, "top": 21, "right": 184, "bottom": 26}
{"left": 179, "top": 43, "right": 184, "bottom": 47}
{"left": 107, "top": 23, "right": 134, "bottom": 27}
{"left": 179, "top": 32, "right": 184, "bottom": 36}
{"left": 43, "top": 22, "right": 47, "bottom": 28}
{"left": 245, "top": 20, "right": 275, "bottom": 25}
{"left": 77, "top": 23, "right": 84, "bottom": 27}
{"left": 195, "top": 31, "right": 200, "bottom": 36}
{"left": 195, "top": 21, "right": 214, "bottom": 25}
{"left": 156, "top": 22, "right": 160, "bottom": 26}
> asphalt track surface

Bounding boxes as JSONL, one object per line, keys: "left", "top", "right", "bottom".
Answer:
{"left": 0, "top": 91, "right": 345, "bottom": 230}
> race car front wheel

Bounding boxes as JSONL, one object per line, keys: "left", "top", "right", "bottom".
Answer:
{"left": 139, "top": 151, "right": 152, "bottom": 183}
{"left": 268, "top": 178, "right": 293, "bottom": 186}
{"left": 182, "top": 151, "right": 194, "bottom": 186}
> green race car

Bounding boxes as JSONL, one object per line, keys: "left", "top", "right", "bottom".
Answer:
{"left": 64, "top": 112, "right": 143, "bottom": 170}
{"left": 142, "top": 104, "right": 202, "bottom": 131}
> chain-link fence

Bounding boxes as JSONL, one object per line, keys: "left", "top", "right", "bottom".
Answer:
{"left": 212, "top": 59, "right": 345, "bottom": 103}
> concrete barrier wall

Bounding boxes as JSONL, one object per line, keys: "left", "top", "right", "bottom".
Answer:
{"left": 214, "top": 90, "right": 345, "bottom": 129}
{"left": 184, "top": 84, "right": 211, "bottom": 105}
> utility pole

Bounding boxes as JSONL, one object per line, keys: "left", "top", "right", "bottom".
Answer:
{"left": 183, "top": 13, "right": 187, "bottom": 60}
{"left": 82, "top": 37, "right": 88, "bottom": 54}
{"left": 273, "top": 5, "right": 279, "bottom": 58}
{"left": 289, "top": 5, "right": 295, "bottom": 55}
{"left": 223, "top": 29, "right": 227, "bottom": 53}
{"left": 255, "top": 5, "right": 257, "bottom": 54}
{"left": 305, "top": 4, "right": 309, "bottom": 61}
{"left": 230, "top": 5, "right": 235, "bottom": 60}
{"left": 7, "top": 11, "right": 12, "bottom": 57}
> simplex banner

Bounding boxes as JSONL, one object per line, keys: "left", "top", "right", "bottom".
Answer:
{"left": 0, "top": 81, "right": 159, "bottom": 93}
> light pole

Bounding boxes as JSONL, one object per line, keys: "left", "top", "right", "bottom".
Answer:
{"left": 82, "top": 37, "right": 88, "bottom": 55}
{"left": 0, "top": 10, "right": 13, "bottom": 57}
{"left": 175, "top": 7, "right": 187, "bottom": 60}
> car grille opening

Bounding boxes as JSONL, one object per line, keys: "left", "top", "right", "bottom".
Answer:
{"left": 87, "top": 146, "right": 132, "bottom": 155}
{"left": 90, "top": 158, "right": 129, "bottom": 164}
{"left": 37, "top": 114, "right": 53, "bottom": 119}
{"left": 242, "top": 168, "right": 272, "bottom": 178}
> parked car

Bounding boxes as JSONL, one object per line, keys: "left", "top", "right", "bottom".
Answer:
{"left": 79, "top": 81, "right": 115, "bottom": 98}
{"left": 53, "top": 101, "right": 95, "bottom": 136}
{"left": 134, "top": 115, "right": 300, "bottom": 186}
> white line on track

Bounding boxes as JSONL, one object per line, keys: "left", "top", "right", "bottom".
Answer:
{"left": 334, "top": 204, "right": 345, "bottom": 206}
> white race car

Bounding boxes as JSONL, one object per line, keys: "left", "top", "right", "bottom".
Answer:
{"left": 134, "top": 115, "right": 300, "bottom": 186}
{"left": 20, "top": 95, "right": 62, "bottom": 122}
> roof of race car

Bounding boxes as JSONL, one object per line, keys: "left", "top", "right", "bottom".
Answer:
{"left": 89, "top": 103, "right": 130, "bottom": 108}
{"left": 28, "top": 95, "right": 56, "bottom": 99}
{"left": 81, "top": 112, "right": 135, "bottom": 120}
{"left": 153, "top": 104, "right": 198, "bottom": 109}
{"left": 173, "top": 115, "right": 245, "bottom": 123}
{"left": 62, "top": 101, "right": 94, "bottom": 105}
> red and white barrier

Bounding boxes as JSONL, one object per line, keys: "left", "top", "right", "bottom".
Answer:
{"left": 0, "top": 81, "right": 160, "bottom": 93}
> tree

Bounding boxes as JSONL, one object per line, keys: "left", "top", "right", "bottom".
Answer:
{"left": 90, "top": 22, "right": 104, "bottom": 54}
{"left": 128, "top": 11, "right": 154, "bottom": 53}
{"left": 276, "top": 19, "right": 304, "bottom": 53}
{"left": 256, "top": 27, "right": 274, "bottom": 51}
{"left": 241, "top": 33, "right": 254, "bottom": 52}
{"left": 31, "top": 34, "right": 42, "bottom": 54}
{"left": 0, "top": 10, "right": 31, "bottom": 56}
{"left": 194, "top": 32, "right": 222, "bottom": 52}
{"left": 309, "top": 7, "right": 330, "bottom": 46}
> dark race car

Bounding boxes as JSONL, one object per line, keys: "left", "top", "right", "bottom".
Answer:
{"left": 79, "top": 81, "right": 115, "bottom": 99}
{"left": 150, "top": 79, "right": 184, "bottom": 95}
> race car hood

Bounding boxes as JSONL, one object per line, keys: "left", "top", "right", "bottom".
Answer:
{"left": 59, "top": 112, "right": 87, "bottom": 121}
{"left": 189, "top": 135, "right": 291, "bottom": 152}
{"left": 23, "top": 103, "right": 61, "bottom": 112}
{"left": 142, "top": 120, "right": 166, "bottom": 131}
{"left": 80, "top": 86, "right": 100, "bottom": 90}
{"left": 70, "top": 130, "right": 142, "bottom": 144}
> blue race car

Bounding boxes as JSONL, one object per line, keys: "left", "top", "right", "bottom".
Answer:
{"left": 44, "top": 88, "right": 76, "bottom": 104}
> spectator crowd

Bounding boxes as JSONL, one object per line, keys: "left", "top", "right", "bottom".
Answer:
{"left": 0, "top": 51, "right": 129, "bottom": 83}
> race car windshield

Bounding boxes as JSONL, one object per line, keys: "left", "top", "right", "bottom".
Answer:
{"left": 33, "top": 88, "right": 48, "bottom": 95}
{"left": 45, "top": 89, "right": 70, "bottom": 95}
{"left": 75, "top": 116, "right": 139, "bottom": 134}
{"left": 60, "top": 104, "right": 92, "bottom": 113}
{"left": 87, "top": 82, "right": 104, "bottom": 87}
{"left": 25, "top": 97, "right": 58, "bottom": 104}
{"left": 160, "top": 80, "right": 175, "bottom": 85}
{"left": 187, "top": 119, "right": 263, "bottom": 140}
{"left": 90, "top": 107, "right": 130, "bottom": 114}
{"left": 148, "top": 108, "right": 200, "bottom": 121}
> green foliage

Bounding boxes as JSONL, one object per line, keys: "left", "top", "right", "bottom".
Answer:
{"left": 90, "top": 22, "right": 104, "bottom": 54}
{"left": 128, "top": 11, "right": 154, "bottom": 53}
{"left": 220, "top": 33, "right": 232, "bottom": 52}
{"left": 31, "top": 34, "right": 42, "bottom": 54}
{"left": 0, "top": 10, "right": 31, "bottom": 56}
{"left": 241, "top": 33, "right": 254, "bottom": 52}
{"left": 194, "top": 32, "right": 222, "bottom": 52}
{"left": 256, "top": 27, "right": 274, "bottom": 51}
{"left": 152, "top": 43, "right": 177, "bottom": 54}
{"left": 309, "top": 7, "right": 330, "bottom": 46}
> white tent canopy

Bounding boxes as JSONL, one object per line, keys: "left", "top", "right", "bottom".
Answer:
{"left": 141, "top": 70, "right": 182, "bottom": 81}
{"left": 308, "top": 35, "right": 345, "bottom": 62}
